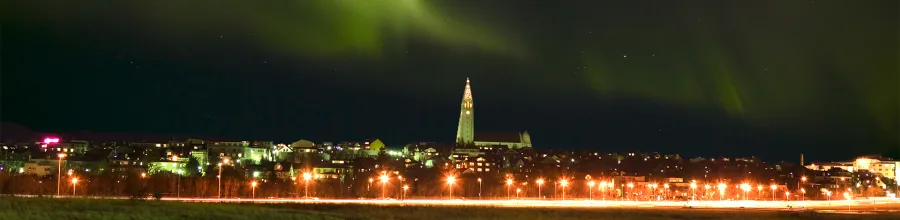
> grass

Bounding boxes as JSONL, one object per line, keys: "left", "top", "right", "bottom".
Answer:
{"left": 1, "top": 198, "right": 898, "bottom": 220}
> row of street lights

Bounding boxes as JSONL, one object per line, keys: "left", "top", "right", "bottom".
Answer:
{"left": 51, "top": 153, "right": 821, "bottom": 201}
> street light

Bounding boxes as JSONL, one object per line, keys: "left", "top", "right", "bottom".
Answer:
{"left": 626, "top": 183, "right": 634, "bottom": 201}
{"left": 217, "top": 159, "right": 229, "bottom": 199}
{"left": 799, "top": 176, "right": 807, "bottom": 191}
{"left": 704, "top": 184, "right": 711, "bottom": 200}
{"left": 800, "top": 188, "right": 806, "bottom": 201}
{"left": 379, "top": 174, "right": 389, "bottom": 200}
{"left": 402, "top": 185, "right": 409, "bottom": 200}
{"left": 477, "top": 178, "right": 482, "bottom": 199}
{"left": 785, "top": 191, "right": 791, "bottom": 201}
{"left": 741, "top": 183, "right": 752, "bottom": 200}
{"left": 587, "top": 181, "right": 595, "bottom": 200}
{"left": 505, "top": 179, "right": 513, "bottom": 200}
{"left": 663, "top": 183, "right": 669, "bottom": 200}
{"left": 176, "top": 169, "right": 183, "bottom": 198}
{"left": 756, "top": 185, "right": 763, "bottom": 200}
{"left": 599, "top": 181, "right": 607, "bottom": 200}
{"left": 690, "top": 181, "right": 698, "bottom": 201}
{"left": 251, "top": 181, "right": 258, "bottom": 199}
{"left": 303, "top": 172, "right": 312, "bottom": 199}
{"left": 446, "top": 176, "right": 456, "bottom": 200}
{"left": 560, "top": 179, "right": 569, "bottom": 200}
{"left": 717, "top": 183, "right": 727, "bottom": 200}
{"left": 770, "top": 185, "right": 777, "bottom": 201}
{"left": 536, "top": 179, "right": 545, "bottom": 200}
{"left": 71, "top": 177, "right": 78, "bottom": 196}
{"left": 57, "top": 153, "right": 66, "bottom": 196}
{"left": 516, "top": 188, "right": 521, "bottom": 199}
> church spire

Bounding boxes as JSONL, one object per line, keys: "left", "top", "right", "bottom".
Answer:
{"left": 456, "top": 78, "right": 475, "bottom": 146}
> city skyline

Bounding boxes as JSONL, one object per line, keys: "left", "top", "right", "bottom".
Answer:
{"left": 2, "top": 1, "right": 897, "bottom": 162}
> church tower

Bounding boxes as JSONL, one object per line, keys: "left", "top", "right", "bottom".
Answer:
{"left": 455, "top": 78, "right": 475, "bottom": 146}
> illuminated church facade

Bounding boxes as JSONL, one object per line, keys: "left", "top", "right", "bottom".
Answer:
{"left": 454, "top": 78, "right": 532, "bottom": 150}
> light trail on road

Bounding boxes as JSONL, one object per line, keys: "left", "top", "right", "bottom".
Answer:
{"left": 162, "top": 197, "right": 900, "bottom": 210}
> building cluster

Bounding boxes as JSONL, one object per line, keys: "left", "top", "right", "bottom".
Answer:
{"left": 0, "top": 79, "right": 896, "bottom": 199}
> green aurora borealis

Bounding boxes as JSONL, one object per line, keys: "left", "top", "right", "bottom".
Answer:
{"left": 4, "top": 0, "right": 898, "bottom": 156}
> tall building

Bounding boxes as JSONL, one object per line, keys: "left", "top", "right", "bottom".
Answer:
{"left": 455, "top": 78, "right": 475, "bottom": 146}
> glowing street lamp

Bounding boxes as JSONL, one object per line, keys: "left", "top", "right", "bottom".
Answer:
{"left": 176, "top": 169, "right": 183, "bottom": 198}
{"left": 402, "top": 185, "right": 409, "bottom": 200}
{"left": 799, "top": 176, "right": 807, "bottom": 190}
{"left": 663, "top": 183, "right": 669, "bottom": 200}
{"left": 690, "top": 181, "right": 698, "bottom": 201}
{"left": 477, "top": 178, "right": 482, "bottom": 199}
{"left": 251, "top": 181, "right": 258, "bottom": 199}
{"left": 756, "top": 185, "right": 763, "bottom": 200}
{"left": 770, "top": 185, "right": 777, "bottom": 201}
{"left": 599, "top": 181, "right": 607, "bottom": 200}
{"left": 516, "top": 188, "right": 521, "bottom": 199}
{"left": 379, "top": 174, "right": 389, "bottom": 200}
{"left": 740, "top": 183, "right": 751, "bottom": 200}
{"left": 785, "top": 191, "right": 791, "bottom": 201}
{"left": 560, "top": 179, "right": 569, "bottom": 200}
{"left": 587, "top": 181, "right": 595, "bottom": 200}
{"left": 446, "top": 176, "right": 456, "bottom": 200}
{"left": 717, "top": 183, "right": 727, "bottom": 200}
{"left": 704, "top": 184, "right": 711, "bottom": 200}
{"left": 536, "top": 179, "right": 545, "bottom": 200}
{"left": 71, "top": 177, "right": 78, "bottom": 196}
{"left": 217, "top": 159, "right": 229, "bottom": 199}
{"left": 506, "top": 179, "right": 514, "bottom": 200}
{"left": 800, "top": 188, "right": 806, "bottom": 201}
{"left": 303, "top": 172, "right": 313, "bottom": 199}
{"left": 626, "top": 183, "right": 634, "bottom": 201}
{"left": 57, "top": 153, "right": 66, "bottom": 196}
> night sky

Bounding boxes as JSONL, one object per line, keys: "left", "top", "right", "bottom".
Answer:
{"left": 2, "top": 1, "right": 897, "bottom": 161}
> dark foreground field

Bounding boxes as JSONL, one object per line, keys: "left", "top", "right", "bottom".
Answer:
{"left": 1, "top": 198, "right": 899, "bottom": 220}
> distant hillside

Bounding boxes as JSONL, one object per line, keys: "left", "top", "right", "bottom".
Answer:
{"left": 0, "top": 122, "right": 40, "bottom": 141}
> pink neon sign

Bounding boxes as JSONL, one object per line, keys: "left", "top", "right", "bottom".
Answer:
{"left": 43, "top": 137, "right": 60, "bottom": 144}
